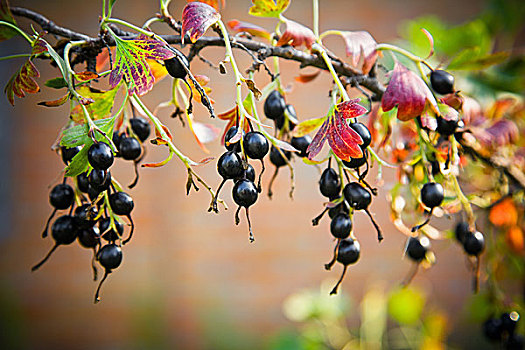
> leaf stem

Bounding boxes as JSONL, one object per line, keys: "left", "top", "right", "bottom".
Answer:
{"left": 312, "top": 0, "right": 319, "bottom": 39}
{"left": 312, "top": 43, "right": 349, "bottom": 101}
{"left": 0, "top": 20, "right": 33, "bottom": 44}
{"left": 0, "top": 53, "right": 32, "bottom": 61}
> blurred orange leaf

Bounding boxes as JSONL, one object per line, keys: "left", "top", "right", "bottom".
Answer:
{"left": 489, "top": 198, "right": 518, "bottom": 227}
{"left": 506, "top": 226, "right": 524, "bottom": 254}
{"left": 227, "top": 19, "right": 270, "bottom": 40}
{"left": 295, "top": 70, "right": 320, "bottom": 83}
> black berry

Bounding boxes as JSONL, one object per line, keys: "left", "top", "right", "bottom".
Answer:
{"left": 350, "top": 122, "right": 372, "bottom": 149}
{"left": 406, "top": 236, "right": 430, "bottom": 262}
{"left": 483, "top": 317, "right": 503, "bottom": 342}
{"left": 463, "top": 231, "right": 485, "bottom": 256}
{"left": 164, "top": 52, "right": 189, "bottom": 79}
{"left": 430, "top": 70, "right": 455, "bottom": 95}
{"left": 217, "top": 151, "right": 244, "bottom": 179}
{"left": 99, "top": 218, "right": 124, "bottom": 242}
{"left": 77, "top": 172, "right": 90, "bottom": 193}
{"left": 88, "top": 142, "right": 114, "bottom": 170}
{"left": 109, "top": 192, "right": 134, "bottom": 216}
{"left": 343, "top": 183, "right": 371, "bottom": 210}
{"left": 319, "top": 168, "right": 341, "bottom": 198}
{"left": 118, "top": 137, "right": 142, "bottom": 160}
{"left": 130, "top": 118, "right": 151, "bottom": 142}
{"left": 337, "top": 239, "right": 361, "bottom": 265}
{"left": 78, "top": 226, "right": 100, "bottom": 249}
{"left": 455, "top": 221, "right": 470, "bottom": 244}
{"left": 330, "top": 213, "right": 352, "bottom": 239}
{"left": 243, "top": 131, "right": 269, "bottom": 159}
{"left": 224, "top": 126, "right": 241, "bottom": 151}
{"left": 61, "top": 146, "right": 81, "bottom": 164}
{"left": 269, "top": 146, "right": 291, "bottom": 168}
{"left": 291, "top": 136, "right": 311, "bottom": 158}
{"left": 436, "top": 117, "right": 463, "bottom": 136}
{"left": 264, "top": 90, "right": 286, "bottom": 120}
{"left": 74, "top": 204, "right": 98, "bottom": 229}
{"left": 342, "top": 155, "right": 367, "bottom": 169}
{"left": 97, "top": 244, "right": 123, "bottom": 270}
{"left": 232, "top": 179, "right": 258, "bottom": 208}
{"left": 420, "top": 182, "right": 444, "bottom": 208}
{"left": 49, "top": 184, "right": 74, "bottom": 210}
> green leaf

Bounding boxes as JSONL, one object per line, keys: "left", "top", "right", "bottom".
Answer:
{"left": 42, "top": 40, "right": 71, "bottom": 87}
{"left": 60, "top": 116, "right": 116, "bottom": 148}
{"left": 64, "top": 142, "right": 90, "bottom": 177}
{"left": 44, "top": 77, "right": 68, "bottom": 89}
{"left": 388, "top": 287, "right": 425, "bottom": 325}
{"left": 249, "top": 0, "right": 290, "bottom": 18}
{"left": 70, "top": 86, "right": 119, "bottom": 123}
{"left": 293, "top": 117, "right": 326, "bottom": 138}
{"left": 447, "top": 49, "right": 510, "bottom": 70}
{"left": 0, "top": 0, "right": 17, "bottom": 42}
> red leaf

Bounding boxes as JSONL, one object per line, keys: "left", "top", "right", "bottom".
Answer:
{"left": 336, "top": 99, "right": 368, "bottom": 119}
{"left": 327, "top": 108, "right": 364, "bottom": 161}
{"left": 182, "top": 2, "right": 221, "bottom": 44}
{"left": 187, "top": 0, "right": 225, "bottom": 11}
{"left": 306, "top": 118, "right": 329, "bottom": 160}
{"left": 37, "top": 94, "right": 69, "bottom": 107}
{"left": 4, "top": 60, "right": 40, "bottom": 105}
{"left": 227, "top": 19, "right": 271, "bottom": 40}
{"left": 217, "top": 106, "right": 250, "bottom": 145}
{"left": 381, "top": 63, "right": 438, "bottom": 121}
{"left": 337, "top": 31, "right": 378, "bottom": 74}
{"left": 276, "top": 19, "right": 315, "bottom": 49}
{"left": 295, "top": 70, "right": 320, "bottom": 83}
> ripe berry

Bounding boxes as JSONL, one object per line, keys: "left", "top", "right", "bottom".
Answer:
{"left": 350, "top": 122, "right": 372, "bottom": 148}
{"left": 342, "top": 155, "right": 367, "bottom": 169}
{"left": 112, "top": 132, "right": 124, "bottom": 153}
{"left": 232, "top": 179, "right": 258, "bottom": 208}
{"left": 61, "top": 146, "right": 81, "bottom": 164}
{"left": 455, "top": 221, "right": 470, "bottom": 244}
{"left": 118, "top": 137, "right": 141, "bottom": 160}
{"left": 330, "top": 239, "right": 360, "bottom": 295}
{"left": 74, "top": 204, "right": 98, "bottom": 229}
{"left": 77, "top": 172, "right": 90, "bottom": 193}
{"left": 291, "top": 136, "right": 311, "bottom": 158}
{"left": 406, "top": 236, "right": 430, "bottom": 262}
{"left": 276, "top": 104, "right": 298, "bottom": 131}
{"left": 164, "top": 53, "right": 189, "bottom": 79}
{"left": 130, "top": 118, "right": 151, "bottom": 142}
{"left": 49, "top": 184, "right": 74, "bottom": 210}
{"left": 89, "top": 169, "right": 110, "bottom": 188}
{"left": 94, "top": 243, "right": 123, "bottom": 303}
{"left": 109, "top": 192, "right": 134, "bottom": 216}
{"left": 32, "top": 215, "right": 79, "bottom": 271}
{"left": 329, "top": 201, "right": 349, "bottom": 219}
{"left": 243, "top": 131, "right": 269, "bottom": 159}
{"left": 430, "top": 70, "right": 455, "bottom": 95}
{"left": 319, "top": 168, "right": 341, "bottom": 198}
{"left": 343, "top": 183, "right": 371, "bottom": 210}
{"left": 483, "top": 317, "right": 503, "bottom": 342}
{"left": 269, "top": 146, "right": 291, "bottom": 168}
{"left": 88, "top": 185, "right": 102, "bottom": 201}
{"left": 420, "top": 182, "right": 444, "bottom": 208}
{"left": 463, "top": 231, "right": 485, "bottom": 256}
{"left": 78, "top": 226, "right": 100, "bottom": 249}
{"left": 217, "top": 151, "right": 244, "bottom": 179}
{"left": 99, "top": 218, "right": 124, "bottom": 242}
{"left": 224, "top": 126, "right": 241, "bottom": 151}
{"left": 330, "top": 213, "right": 352, "bottom": 239}
{"left": 88, "top": 142, "right": 114, "bottom": 170}
{"left": 264, "top": 90, "right": 286, "bottom": 120}
{"left": 239, "top": 163, "right": 256, "bottom": 182}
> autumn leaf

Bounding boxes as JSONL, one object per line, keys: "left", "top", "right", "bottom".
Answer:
{"left": 335, "top": 31, "right": 378, "bottom": 74}
{"left": 187, "top": 0, "right": 225, "bottom": 11}
{"left": 181, "top": 2, "right": 221, "bottom": 43}
{"left": 249, "top": 0, "right": 289, "bottom": 18}
{"left": 227, "top": 19, "right": 271, "bottom": 40}
{"left": 37, "top": 93, "right": 69, "bottom": 107}
{"left": 147, "top": 59, "right": 169, "bottom": 83}
{"left": 277, "top": 19, "right": 315, "bottom": 50}
{"left": 70, "top": 86, "right": 119, "bottom": 123}
{"left": 0, "top": 0, "right": 17, "bottom": 42}
{"left": 295, "top": 70, "right": 320, "bottom": 83}
{"left": 489, "top": 198, "right": 518, "bottom": 227}
{"left": 307, "top": 99, "right": 367, "bottom": 161}
{"left": 218, "top": 106, "right": 250, "bottom": 145}
{"left": 74, "top": 71, "right": 99, "bottom": 82}
{"left": 506, "top": 226, "right": 524, "bottom": 254}
{"left": 293, "top": 116, "right": 326, "bottom": 137}
{"left": 187, "top": 74, "right": 214, "bottom": 104}
{"left": 472, "top": 119, "right": 519, "bottom": 149}
{"left": 381, "top": 63, "right": 438, "bottom": 121}
{"left": 109, "top": 34, "right": 175, "bottom": 96}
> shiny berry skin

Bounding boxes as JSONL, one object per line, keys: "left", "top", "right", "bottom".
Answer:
{"left": 109, "top": 192, "right": 134, "bottom": 216}
{"left": 97, "top": 244, "right": 123, "bottom": 270}
{"left": 74, "top": 204, "right": 98, "bottom": 229}
{"left": 89, "top": 170, "right": 112, "bottom": 192}
{"left": 217, "top": 151, "right": 244, "bottom": 179}
{"left": 87, "top": 142, "right": 114, "bottom": 170}
{"left": 243, "top": 131, "right": 269, "bottom": 159}
{"left": 238, "top": 164, "right": 256, "bottom": 182}
{"left": 61, "top": 146, "right": 81, "bottom": 164}
{"left": 264, "top": 90, "right": 286, "bottom": 120}
{"left": 112, "top": 132, "right": 124, "bottom": 152}
{"left": 224, "top": 126, "right": 241, "bottom": 151}
{"left": 437, "top": 117, "right": 463, "bottom": 136}
{"left": 342, "top": 155, "right": 366, "bottom": 169}
{"left": 483, "top": 317, "right": 503, "bottom": 341}
{"left": 465, "top": 236, "right": 484, "bottom": 257}
{"left": 78, "top": 226, "right": 100, "bottom": 249}
{"left": 330, "top": 213, "right": 352, "bottom": 239}
{"left": 99, "top": 218, "right": 124, "bottom": 242}
{"left": 51, "top": 215, "right": 78, "bottom": 245}
{"left": 118, "top": 137, "right": 141, "bottom": 160}
{"left": 88, "top": 185, "right": 102, "bottom": 201}
{"left": 49, "top": 184, "right": 75, "bottom": 210}
{"left": 430, "top": 70, "right": 455, "bottom": 95}
{"left": 350, "top": 122, "right": 372, "bottom": 149}
{"left": 329, "top": 201, "right": 349, "bottom": 219}
{"left": 343, "top": 183, "right": 371, "bottom": 210}
{"left": 291, "top": 136, "right": 311, "bottom": 158}
{"left": 420, "top": 182, "right": 444, "bottom": 208}
{"left": 77, "top": 172, "right": 90, "bottom": 193}
{"left": 276, "top": 104, "right": 298, "bottom": 131}
{"left": 130, "top": 118, "right": 151, "bottom": 142}
{"left": 455, "top": 222, "right": 470, "bottom": 244}
{"left": 164, "top": 53, "right": 189, "bottom": 79}
{"left": 269, "top": 146, "right": 291, "bottom": 168}
{"left": 319, "top": 168, "right": 341, "bottom": 198}
{"left": 501, "top": 311, "right": 520, "bottom": 335}
{"left": 336, "top": 239, "right": 360, "bottom": 265}
{"left": 232, "top": 179, "right": 258, "bottom": 208}
{"left": 406, "top": 236, "right": 430, "bottom": 262}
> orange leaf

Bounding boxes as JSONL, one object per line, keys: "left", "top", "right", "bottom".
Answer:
{"left": 75, "top": 71, "right": 99, "bottom": 82}
{"left": 147, "top": 59, "right": 169, "bottom": 83}
{"left": 37, "top": 93, "right": 69, "bottom": 107}
{"left": 489, "top": 198, "right": 518, "bottom": 227}
{"left": 276, "top": 19, "right": 315, "bottom": 49}
{"left": 295, "top": 70, "right": 320, "bottom": 83}
{"left": 506, "top": 226, "right": 524, "bottom": 254}
{"left": 227, "top": 19, "right": 270, "bottom": 40}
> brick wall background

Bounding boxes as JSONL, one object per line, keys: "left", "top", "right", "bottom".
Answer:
{"left": 0, "top": 0, "right": 488, "bottom": 348}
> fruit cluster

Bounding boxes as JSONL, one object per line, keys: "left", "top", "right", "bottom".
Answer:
{"left": 484, "top": 311, "right": 523, "bottom": 349}
{"left": 34, "top": 117, "right": 151, "bottom": 303}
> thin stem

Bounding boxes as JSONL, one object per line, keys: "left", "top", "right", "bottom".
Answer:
{"left": 312, "top": 0, "right": 319, "bottom": 39}
{"left": 318, "top": 29, "right": 342, "bottom": 41}
{"left": 0, "top": 20, "right": 32, "bottom": 44}
{"left": 102, "top": 0, "right": 107, "bottom": 19}
{"left": 313, "top": 43, "right": 349, "bottom": 101}
{"left": 0, "top": 53, "right": 32, "bottom": 61}
{"left": 103, "top": 18, "right": 157, "bottom": 39}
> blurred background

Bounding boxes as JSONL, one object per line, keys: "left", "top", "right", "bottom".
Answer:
{"left": 0, "top": 0, "right": 523, "bottom": 349}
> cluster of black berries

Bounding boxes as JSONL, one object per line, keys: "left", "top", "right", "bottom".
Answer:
{"left": 311, "top": 122, "right": 381, "bottom": 295}
{"left": 34, "top": 135, "right": 141, "bottom": 303}
{"left": 212, "top": 126, "right": 271, "bottom": 242}
{"left": 484, "top": 311, "right": 523, "bottom": 349}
